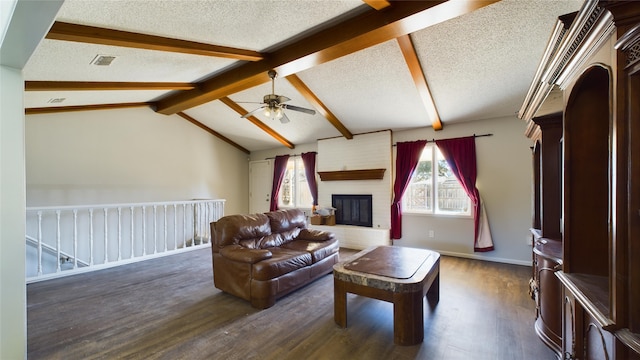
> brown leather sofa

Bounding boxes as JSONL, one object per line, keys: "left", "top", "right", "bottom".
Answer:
{"left": 211, "top": 208, "right": 339, "bottom": 309}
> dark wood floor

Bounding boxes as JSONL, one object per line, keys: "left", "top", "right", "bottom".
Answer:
{"left": 27, "top": 247, "right": 555, "bottom": 360}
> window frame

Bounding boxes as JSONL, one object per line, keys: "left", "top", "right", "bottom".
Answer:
{"left": 402, "top": 144, "right": 472, "bottom": 218}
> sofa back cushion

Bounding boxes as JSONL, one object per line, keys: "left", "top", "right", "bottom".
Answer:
{"left": 212, "top": 213, "right": 271, "bottom": 252}
{"left": 266, "top": 209, "right": 307, "bottom": 233}
{"left": 264, "top": 209, "right": 307, "bottom": 244}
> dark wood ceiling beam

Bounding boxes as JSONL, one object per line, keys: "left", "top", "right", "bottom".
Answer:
{"left": 219, "top": 97, "right": 295, "bottom": 149}
{"left": 396, "top": 34, "right": 443, "bottom": 131}
{"left": 155, "top": 61, "right": 273, "bottom": 115}
{"left": 155, "top": 0, "right": 500, "bottom": 115}
{"left": 25, "top": 81, "right": 196, "bottom": 91}
{"left": 46, "top": 21, "right": 264, "bottom": 61}
{"left": 362, "top": 0, "right": 391, "bottom": 10}
{"left": 25, "top": 102, "right": 150, "bottom": 115}
{"left": 285, "top": 74, "right": 353, "bottom": 139}
{"left": 176, "top": 112, "right": 250, "bottom": 154}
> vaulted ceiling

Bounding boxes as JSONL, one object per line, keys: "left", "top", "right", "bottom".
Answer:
{"left": 23, "top": 0, "right": 583, "bottom": 153}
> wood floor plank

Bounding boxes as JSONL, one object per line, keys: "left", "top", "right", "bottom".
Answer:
{"left": 27, "top": 248, "right": 556, "bottom": 359}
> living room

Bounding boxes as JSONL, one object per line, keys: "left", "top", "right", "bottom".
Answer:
{"left": 4, "top": 0, "right": 640, "bottom": 359}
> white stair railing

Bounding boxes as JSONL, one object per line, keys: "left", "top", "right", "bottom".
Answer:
{"left": 26, "top": 199, "right": 225, "bottom": 283}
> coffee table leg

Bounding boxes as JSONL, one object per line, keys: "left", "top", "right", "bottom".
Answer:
{"left": 427, "top": 272, "right": 440, "bottom": 308}
{"left": 393, "top": 291, "right": 424, "bottom": 345}
{"left": 334, "top": 277, "right": 347, "bottom": 327}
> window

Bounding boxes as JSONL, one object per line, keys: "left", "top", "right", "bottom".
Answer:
{"left": 278, "top": 157, "right": 313, "bottom": 208}
{"left": 403, "top": 145, "right": 471, "bottom": 215}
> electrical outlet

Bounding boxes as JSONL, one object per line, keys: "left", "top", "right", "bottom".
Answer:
{"left": 428, "top": 230, "right": 434, "bottom": 238}
{"left": 526, "top": 236, "right": 533, "bottom": 246}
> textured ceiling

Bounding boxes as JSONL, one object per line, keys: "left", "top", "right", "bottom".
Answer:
{"left": 23, "top": 0, "right": 584, "bottom": 152}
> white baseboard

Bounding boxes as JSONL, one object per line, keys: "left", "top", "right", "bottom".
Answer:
{"left": 432, "top": 249, "right": 532, "bottom": 267}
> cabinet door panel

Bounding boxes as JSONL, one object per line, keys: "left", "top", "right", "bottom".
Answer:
{"left": 584, "top": 321, "right": 614, "bottom": 360}
{"left": 563, "top": 293, "right": 579, "bottom": 360}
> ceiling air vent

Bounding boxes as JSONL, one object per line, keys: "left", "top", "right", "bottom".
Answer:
{"left": 90, "top": 55, "right": 116, "bottom": 66}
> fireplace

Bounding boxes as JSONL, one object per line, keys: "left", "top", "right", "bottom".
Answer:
{"left": 332, "top": 194, "right": 372, "bottom": 227}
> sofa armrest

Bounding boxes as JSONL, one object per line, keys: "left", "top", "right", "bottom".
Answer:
{"left": 220, "top": 245, "right": 272, "bottom": 264}
{"left": 296, "top": 228, "right": 336, "bottom": 242}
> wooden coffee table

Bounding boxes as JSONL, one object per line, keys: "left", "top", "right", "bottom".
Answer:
{"left": 333, "top": 245, "right": 440, "bottom": 346}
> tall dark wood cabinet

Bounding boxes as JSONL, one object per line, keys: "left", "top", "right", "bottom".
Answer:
{"left": 520, "top": 1, "right": 640, "bottom": 359}
{"left": 529, "top": 113, "right": 564, "bottom": 358}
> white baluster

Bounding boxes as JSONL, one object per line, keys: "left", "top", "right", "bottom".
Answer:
{"left": 89, "top": 209, "right": 94, "bottom": 266}
{"left": 37, "top": 211, "right": 43, "bottom": 276}
{"left": 201, "top": 202, "right": 206, "bottom": 243}
{"left": 208, "top": 202, "right": 212, "bottom": 241}
{"left": 73, "top": 209, "right": 78, "bottom": 269}
{"left": 130, "top": 206, "right": 134, "bottom": 259}
{"left": 194, "top": 203, "right": 199, "bottom": 244}
{"left": 26, "top": 200, "right": 227, "bottom": 281}
{"left": 117, "top": 207, "right": 122, "bottom": 261}
{"left": 200, "top": 202, "right": 205, "bottom": 242}
{"left": 153, "top": 205, "right": 157, "bottom": 254}
{"left": 182, "top": 204, "right": 187, "bottom": 248}
{"left": 104, "top": 208, "right": 108, "bottom": 264}
{"left": 192, "top": 203, "right": 197, "bottom": 246}
{"left": 56, "top": 210, "right": 61, "bottom": 272}
{"left": 203, "top": 202, "right": 208, "bottom": 243}
{"left": 163, "top": 204, "right": 168, "bottom": 252}
{"left": 173, "top": 204, "right": 177, "bottom": 250}
{"left": 142, "top": 206, "right": 147, "bottom": 256}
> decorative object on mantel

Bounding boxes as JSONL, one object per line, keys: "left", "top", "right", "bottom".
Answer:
{"left": 318, "top": 168, "right": 386, "bottom": 181}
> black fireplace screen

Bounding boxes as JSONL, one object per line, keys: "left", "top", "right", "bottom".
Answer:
{"left": 332, "top": 194, "right": 372, "bottom": 227}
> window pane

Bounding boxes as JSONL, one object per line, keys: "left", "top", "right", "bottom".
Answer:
{"left": 295, "top": 158, "right": 313, "bottom": 207}
{"left": 401, "top": 145, "right": 470, "bottom": 215}
{"left": 278, "top": 159, "right": 295, "bottom": 207}
{"left": 277, "top": 158, "right": 313, "bottom": 208}
{"left": 435, "top": 148, "right": 469, "bottom": 214}
{"left": 403, "top": 147, "right": 433, "bottom": 212}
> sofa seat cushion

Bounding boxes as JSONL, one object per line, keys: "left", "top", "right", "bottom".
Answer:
{"left": 281, "top": 238, "right": 339, "bottom": 263}
{"left": 251, "top": 248, "right": 312, "bottom": 281}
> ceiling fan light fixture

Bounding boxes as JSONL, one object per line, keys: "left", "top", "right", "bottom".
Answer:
{"left": 239, "top": 70, "right": 316, "bottom": 122}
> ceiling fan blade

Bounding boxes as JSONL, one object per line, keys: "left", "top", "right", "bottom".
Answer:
{"left": 279, "top": 111, "right": 290, "bottom": 124}
{"left": 282, "top": 104, "right": 316, "bottom": 115}
{"left": 241, "top": 105, "right": 265, "bottom": 118}
{"left": 277, "top": 95, "right": 290, "bottom": 103}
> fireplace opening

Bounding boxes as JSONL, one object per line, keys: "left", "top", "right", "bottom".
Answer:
{"left": 332, "top": 194, "right": 372, "bottom": 227}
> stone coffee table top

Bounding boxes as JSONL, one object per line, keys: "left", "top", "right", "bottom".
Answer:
{"left": 333, "top": 245, "right": 439, "bottom": 293}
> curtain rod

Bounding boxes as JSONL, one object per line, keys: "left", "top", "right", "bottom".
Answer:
{"left": 264, "top": 151, "right": 317, "bottom": 160}
{"left": 392, "top": 133, "right": 493, "bottom": 147}
{"left": 263, "top": 133, "right": 493, "bottom": 159}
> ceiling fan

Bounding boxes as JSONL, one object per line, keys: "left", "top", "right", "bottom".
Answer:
{"left": 240, "top": 70, "right": 316, "bottom": 124}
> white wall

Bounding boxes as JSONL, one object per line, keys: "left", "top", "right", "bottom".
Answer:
{"left": 26, "top": 107, "right": 249, "bottom": 216}
{"left": 317, "top": 131, "right": 392, "bottom": 229}
{"left": 393, "top": 116, "right": 533, "bottom": 265}
{"left": 1, "top": 61, "right": 28, "bottom": 360}
{"left": 1, "top": 1, "right": 63, "bottom": 358}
